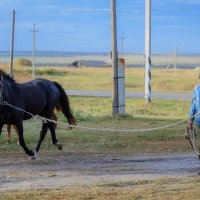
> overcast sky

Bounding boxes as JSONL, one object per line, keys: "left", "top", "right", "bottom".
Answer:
{"left": 0, "top": 0, "right": 200, "bottom": 53}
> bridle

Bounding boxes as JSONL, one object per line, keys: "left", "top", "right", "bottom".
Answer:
{"left": 0, "top": 80, "right": 8, "bottom": 106}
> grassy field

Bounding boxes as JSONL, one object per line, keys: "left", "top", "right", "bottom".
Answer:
{"left": 1, "top": 65, "right": 199, "bottom": 93}
{"left": 0, "top": 97, "right": 191, "bottom": 154}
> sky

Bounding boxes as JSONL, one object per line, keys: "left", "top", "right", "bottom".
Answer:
{"left": 0, "top": 0, "right": 200, "bottom": 53}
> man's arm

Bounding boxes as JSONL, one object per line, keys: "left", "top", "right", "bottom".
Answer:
{"left": 188, "top": 89, "right": 197, "bottom": 127}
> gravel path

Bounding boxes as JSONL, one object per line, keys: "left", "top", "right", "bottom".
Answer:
{"left": 0, "top": 152, "right": 199, "bottom": 191}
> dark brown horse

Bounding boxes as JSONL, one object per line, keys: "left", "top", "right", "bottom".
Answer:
{"left": 0, "top": 70, "right": 76, "bottom": 159}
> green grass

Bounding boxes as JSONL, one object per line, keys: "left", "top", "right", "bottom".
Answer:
{"left": 0, "top": 97, "right": 191, "bottom": 154}
{"left": 0, "top": 66, "right": 194, "bottom": 153}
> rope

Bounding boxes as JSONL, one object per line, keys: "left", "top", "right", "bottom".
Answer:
{"left": 5, "top": 101, "right": 185, "bottom": 133}
{"left": 0, "top": 81, "right": 195, "bottom": 133}
{"left": 0, "top": 96, "right": 193, "bottom": 133}
{"left": 186, "top": 125, "right": 200, "bottom": 156}
{"left": 3, "top": 82, "right": 200, "bottom": 158}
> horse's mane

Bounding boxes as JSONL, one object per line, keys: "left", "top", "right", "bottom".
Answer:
{"left": 0, "top": 69, "right": 15, "bottom": 83}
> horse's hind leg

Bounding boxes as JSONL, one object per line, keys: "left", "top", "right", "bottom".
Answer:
{"left": 35, "top": 122, "right": 48, "bottom": 153}
{"left": 47, "top": 122, "right": 62, "bottom": 150}
{"left": 51, "top": 112, "right": 57, "bottom": 129}
{"left": 15, "top": 122, "right": 35, "bottom": 157}
{"left": 0, "top": 123, "right": 3, "bottom": 135}
{"left": 13, "top": 125, "right": 20, "bottom": 144}
{"left": 7, "top": 124, "right": 12, "bottom": 143}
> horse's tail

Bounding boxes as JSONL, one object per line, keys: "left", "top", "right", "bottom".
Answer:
{"left": 53, "top": 81, "right": 76, "bottom": 126}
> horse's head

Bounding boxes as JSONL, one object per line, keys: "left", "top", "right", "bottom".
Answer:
{"left": 0, "top": 70, "right": 15, "bottom": 84}
{"left": 0, "top": 70, "right": 15, "bottom": 103}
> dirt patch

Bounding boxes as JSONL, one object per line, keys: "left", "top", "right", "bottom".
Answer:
{"left": 0, "top": 151, "right": 200, "bottom": 191}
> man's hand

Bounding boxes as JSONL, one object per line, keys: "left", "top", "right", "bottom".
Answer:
{"left": 187, "top": 119, "right": 193, "bottom": 129}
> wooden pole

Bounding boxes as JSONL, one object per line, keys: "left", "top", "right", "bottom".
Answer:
{"left": 174, "top": 45, "right": 177, "bottom": 70}
{"left": 30, "top": 23, "right": 38, "bottom": 78}
{"left": 9, "top": 10, "right": 15, "bottom": 77}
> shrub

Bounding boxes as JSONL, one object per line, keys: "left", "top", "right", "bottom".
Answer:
{"left": 36, "top": 68, "right": 68, "bottom": 76}
{"left": 14, "top": 58, "right": 32, "bottom": 67}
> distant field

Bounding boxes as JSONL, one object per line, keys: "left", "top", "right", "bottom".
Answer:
{"left": 1, "top": 53, "right": 200, "bottom": 68}
{"left": 1, "top": 65, "right": 199, "bottom": 93}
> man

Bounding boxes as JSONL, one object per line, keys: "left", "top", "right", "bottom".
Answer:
{"left": 186, "top": 81, "right": 200, "bottom": 158}
{"left": 187, "top": 84, "right": 200, "bottom": 129}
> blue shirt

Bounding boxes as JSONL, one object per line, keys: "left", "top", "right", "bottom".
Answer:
{"left": 190, "top": 85, "right": 200, "bottom": 125}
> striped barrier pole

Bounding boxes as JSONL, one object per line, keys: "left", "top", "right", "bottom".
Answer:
{"left": 145, "top": 0, "right": 151, "bottom": 104}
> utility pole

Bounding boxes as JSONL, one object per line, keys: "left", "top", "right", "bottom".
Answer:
{"left": 9, "top": 10, "right": 15, "bottom": 77}
{"left": 120, "top": 33, "right": 126, "bottom": 58}
{"left": 174, "top": 45, "right": 177, "bottom": 70}
{"left": 30, "top": 23, "right": 38, "bottom": 78}
{"left": 144, "top": 0, "right": 151, "bottom": 104}
{"left": 111, "top": 0, "right": 119, "bottom": 115}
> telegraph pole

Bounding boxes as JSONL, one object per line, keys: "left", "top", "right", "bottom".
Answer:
{"left": 111, "top": 0, "right": 119, "bottom": 115}
{"left": 30, "top": 23, "right": 38, "bottom": 78}
{"left": 120, "top": 33, "right": 126, "bottom": 58}
{"left": 144, "top": 0, "right": 152, "bottom": 104}
{"left": 174, "top": 45, "right": 177, "bottom": 70}
{"left": 9, "top": 10, "right": 15, "bottom": 77}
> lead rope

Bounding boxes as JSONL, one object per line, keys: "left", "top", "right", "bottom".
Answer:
{"left": 186, "top": 125, "right": 200, "bottom": 156}
{"left": 0, "top": 81, "right": 199, "bottom": 134}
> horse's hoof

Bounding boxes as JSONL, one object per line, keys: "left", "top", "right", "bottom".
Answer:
{"left": 55, "top": 142, "right": 62, "bottom": 150}
{"left": 29, "top": 156, "right": 36, "bottom": 160}
{"left": 29, "top": 151, "right": 37, "bottom": 160}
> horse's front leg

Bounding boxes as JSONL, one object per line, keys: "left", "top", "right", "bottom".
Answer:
{"left": 15, "top": 122, "right": 35, "bottom": 158}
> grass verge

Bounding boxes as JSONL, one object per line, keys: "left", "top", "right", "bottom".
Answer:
{"left": 1, "top": 176, "right": 200, "bottom": 200}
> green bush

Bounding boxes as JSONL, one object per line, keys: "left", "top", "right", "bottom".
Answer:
{"left": 14, "top": 58, "right": 32, "bottom": 67}
{"left": 36, "top": 68, "right": 67, "bottom": 76}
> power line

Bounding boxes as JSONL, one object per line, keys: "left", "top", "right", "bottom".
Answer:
{"left": 0, "top": 8, "right": 200, "bottom": 15}
{"left": 122, "top": 8, "right": 200, "bottom": 12}
{"left": 153, "top": 8, "right": 200, "bottom": 12}
{"left": 16, "top": 10, "right": 110, "bottom": 14}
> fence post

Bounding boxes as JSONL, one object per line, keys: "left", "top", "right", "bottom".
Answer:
{"left": 111, "top": 0, "right": 119, "bottom": 115}
{"left": 118, "top": 58, "right": 125, "bottom": 115}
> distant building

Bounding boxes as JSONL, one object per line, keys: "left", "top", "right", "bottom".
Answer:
{"left": 68, "top": 60, "right": 109, "bottom": 68}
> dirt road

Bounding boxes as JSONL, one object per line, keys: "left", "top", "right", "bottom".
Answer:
{"left": 0, "top": 152, "right": 199, "bottom": 191}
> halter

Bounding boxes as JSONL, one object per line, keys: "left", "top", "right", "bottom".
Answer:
{"left": 0, "top": 81, "right": 8, "bottom": 106}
